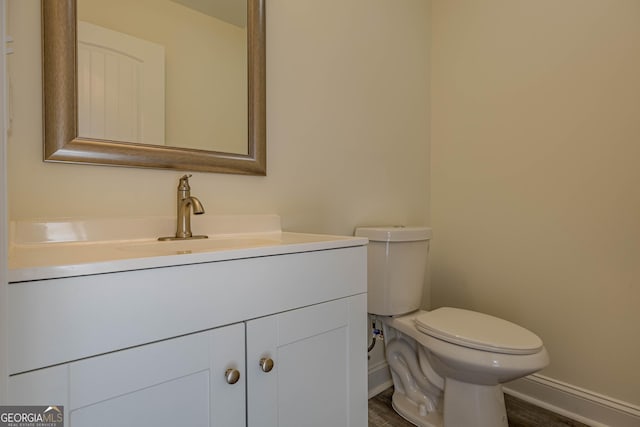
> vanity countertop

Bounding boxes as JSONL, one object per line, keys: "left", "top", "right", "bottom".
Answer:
{"left": 8, "top": 215, "right": 368, "bottom": 283}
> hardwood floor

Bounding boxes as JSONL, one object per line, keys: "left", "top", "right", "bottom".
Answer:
{"left": 368, "top": 387, "right": 590, "bottom": 427}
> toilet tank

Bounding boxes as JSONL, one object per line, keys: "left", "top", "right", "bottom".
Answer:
{"left": 355, "top": 226, "right": 431, "bottom": 316}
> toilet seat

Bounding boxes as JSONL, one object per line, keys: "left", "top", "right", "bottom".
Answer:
{"left": 415, "top": 307, "right": 543, "bottom": 355}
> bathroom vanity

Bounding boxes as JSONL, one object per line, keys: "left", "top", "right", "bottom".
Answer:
{"left": 7, "top": 215, "right": 368, "bottom": 427}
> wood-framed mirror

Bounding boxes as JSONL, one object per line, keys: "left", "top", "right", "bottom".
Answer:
{"left": 42, "top": 0, "right": 266, "bottom": 175}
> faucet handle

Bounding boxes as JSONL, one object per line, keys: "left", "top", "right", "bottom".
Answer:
{"left": 178, "top": 174, "right": 192, "bottom": 190}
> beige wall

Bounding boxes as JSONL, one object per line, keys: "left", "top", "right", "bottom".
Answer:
{"left": 431, "top": 0, "right": 640, "bottom": 406}
{"left": 7, "top": 0, "right": 430, "bottom": 234}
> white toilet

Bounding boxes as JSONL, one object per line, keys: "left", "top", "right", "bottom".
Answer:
{"left": 356, "top": 226, "right": 549, "bottom": 427}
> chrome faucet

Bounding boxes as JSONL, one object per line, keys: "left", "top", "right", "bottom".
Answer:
{"left": 159, "top": 174, "right": 208, "bottom": 241}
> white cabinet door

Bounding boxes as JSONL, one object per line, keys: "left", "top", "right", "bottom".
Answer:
{"left": 68, "top": 324, "right": 245, "bottom": 427}
{"left": 246, "top": 294, "right": 368, "bottom": 427}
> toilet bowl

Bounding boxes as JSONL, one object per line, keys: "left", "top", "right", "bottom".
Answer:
{"left": 355, "top": 226, "right": 549, "bottom": 427}
{"left": 385, "top": 308, "right": 549, "bottom": 427}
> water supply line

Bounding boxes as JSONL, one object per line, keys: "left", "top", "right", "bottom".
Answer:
{"left": 368, "top": 317, "right": 383, "bottom": 352}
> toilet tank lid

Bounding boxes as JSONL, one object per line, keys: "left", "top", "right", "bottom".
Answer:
{"left": 355, "top": 226, "right": 432, "bottom": 242}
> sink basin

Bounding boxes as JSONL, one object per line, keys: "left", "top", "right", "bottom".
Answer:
{"left": 118, "top": 235, "right": 282, "bottom": 255}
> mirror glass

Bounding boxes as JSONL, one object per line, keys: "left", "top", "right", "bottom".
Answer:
{"left": 42, "top": 0, "right": 265, "bottom": 175}
{"left": 77, "top": 0, "right": 248, "bottom": 155}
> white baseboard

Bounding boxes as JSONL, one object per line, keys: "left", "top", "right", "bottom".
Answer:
{"left": 367, "top": 360, "right": 392, "bottom": 399}
{"left": 504, "top": 374, "right": 640, "bottom": 427}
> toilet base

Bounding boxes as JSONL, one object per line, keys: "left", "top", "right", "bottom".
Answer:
{"left": 391, "top": 389, "right": 442, "bottom": 427}
{"left": 390, "top": 380, "right": 508, "bottom": 427}
{"left": 443, "top": 378, "right": 508, "bottom": 427}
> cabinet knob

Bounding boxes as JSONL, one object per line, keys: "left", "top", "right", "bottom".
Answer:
{"left": 225, "top": 368, "right": 241, "bottom": 384}
{"left": 259, "top": 357, "right": 274, "bottom": 373}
